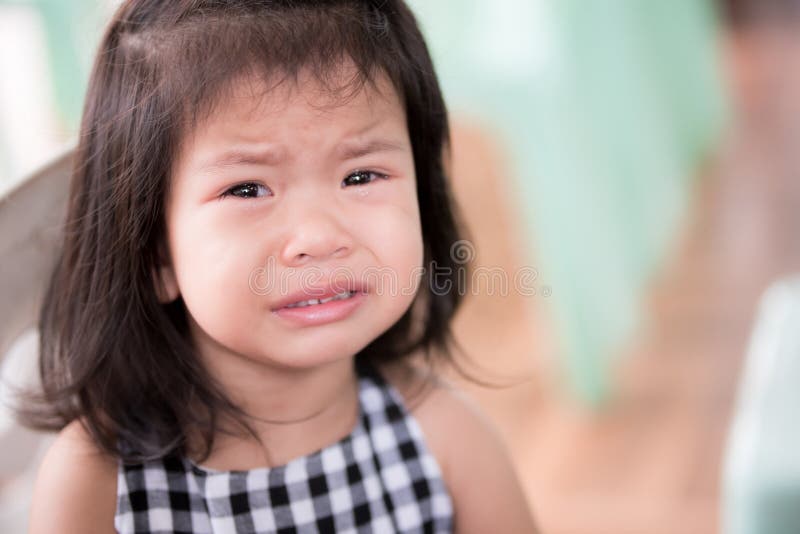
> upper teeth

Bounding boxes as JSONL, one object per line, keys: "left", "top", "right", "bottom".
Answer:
{"left": 285, "top": 291, "right": 355, "bottom": 308}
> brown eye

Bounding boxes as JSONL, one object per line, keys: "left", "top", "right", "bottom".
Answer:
{"left": 342, "top": 170, "right": 388, "bottom": 187}
{"left": 222, "top": 183, "right": 271, "bottom": 198}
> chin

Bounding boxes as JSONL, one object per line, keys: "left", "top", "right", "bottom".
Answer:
{"left": 271, "top": 350, "right": 356, "bottom": 371}
{"left": 270, "top": 338, "right": 367, "bottom": 370}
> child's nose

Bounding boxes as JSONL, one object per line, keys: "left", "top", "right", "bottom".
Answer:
{"left": 279, "top": 200, "right": 354, "bottom": 266}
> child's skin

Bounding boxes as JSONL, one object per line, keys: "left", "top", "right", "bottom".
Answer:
{"left": 29, "top": 66, "right": 538, "bottom": 533}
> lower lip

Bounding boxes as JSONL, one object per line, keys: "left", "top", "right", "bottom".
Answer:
{"left": 273, "top": 292, "right": 366, "bottom": 326}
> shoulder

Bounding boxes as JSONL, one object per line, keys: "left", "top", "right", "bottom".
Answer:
{"left": 379, "top": 360, "right": 539, "bottom": 534}
{"left": 29, "top": 419, "right": 118, "bottom": 534}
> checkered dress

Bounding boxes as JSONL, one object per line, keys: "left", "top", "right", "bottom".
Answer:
{"left": 114, "top": 362, "right": 454, "bottom": 533}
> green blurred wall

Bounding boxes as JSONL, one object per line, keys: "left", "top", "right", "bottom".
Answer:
{"left": 0, "top": 0, "right": 102, "bottom": 132}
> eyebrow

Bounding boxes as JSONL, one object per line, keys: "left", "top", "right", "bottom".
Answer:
{"left": 198, "top": 146, "right": 286, "bottom": 172}
{"left": 198, "top": 138, "right": 406, "bottom": 173}
{"left": 336, "top": 138, "right": 407, "bottom": 160}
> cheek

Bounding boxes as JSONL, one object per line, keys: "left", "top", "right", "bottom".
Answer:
{"left": 358, "top": 199, "right": 424, "bottom": 296}
{"left": 385, "top": 185, "right": 423, "bottom": 268}
{"left": 167, "top": 207, "right": 267, "bottom": 320}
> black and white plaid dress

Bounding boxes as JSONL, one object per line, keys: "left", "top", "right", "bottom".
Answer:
{"left": 114, "top": 362, "right": 454, "bottom": 533}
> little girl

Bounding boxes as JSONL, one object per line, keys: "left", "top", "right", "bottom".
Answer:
{"left": 22, "top": 1, "right": 536, "bottom": 532}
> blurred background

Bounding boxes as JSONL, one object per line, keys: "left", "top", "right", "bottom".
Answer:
{"left": 2, "top": 0, "right": 800, "bottom": 532}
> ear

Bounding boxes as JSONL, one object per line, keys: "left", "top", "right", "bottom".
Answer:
{"left": 154, "top": 264, "right": 180, "bottom": 303}
{"left": 153, "top": 243, "right": 180, "bottom": 303}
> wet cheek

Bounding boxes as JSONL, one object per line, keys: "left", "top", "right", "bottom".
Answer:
{"left": 359, "top": 201, "right": 423, "bottom": 280}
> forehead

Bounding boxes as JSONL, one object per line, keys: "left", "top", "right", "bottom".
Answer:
{"left": 193, "top": 66, "right": 404, "bottom": 135}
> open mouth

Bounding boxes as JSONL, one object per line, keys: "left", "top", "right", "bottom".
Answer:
{"left": 284, "top": 290, "right": 358, "bottom": 308}
{"left": 274, "top": 289, "right": 366, "bottom": 326}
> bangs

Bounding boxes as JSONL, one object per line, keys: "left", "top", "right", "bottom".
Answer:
{"left": 117, "top": 2, "right": 406, "bottom": 138}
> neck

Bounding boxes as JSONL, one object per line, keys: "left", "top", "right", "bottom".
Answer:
{"left": 189, "top": 355, "right": 361, "bottom": 469}
{"left": 233, "top": 358, "right": 358, "bottom": 424}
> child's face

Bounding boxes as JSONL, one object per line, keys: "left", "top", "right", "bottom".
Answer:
{"left": 159, "top": 70, "right": 423, "bottom": 373}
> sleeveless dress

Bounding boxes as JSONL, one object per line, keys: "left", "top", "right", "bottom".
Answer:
{"left": 114, "top": 362, "right": 454, "bottom": 533}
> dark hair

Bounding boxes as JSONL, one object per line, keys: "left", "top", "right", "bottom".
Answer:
{"left": 17, "top": 0, "right": 469, "bottom": 463}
